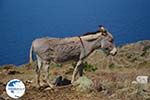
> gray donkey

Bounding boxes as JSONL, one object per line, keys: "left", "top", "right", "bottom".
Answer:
{"left": 29, "top": 26, "right": 117, "bottom": 88}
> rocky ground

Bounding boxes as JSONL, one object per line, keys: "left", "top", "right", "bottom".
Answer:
{"left": 0, "top": 40, "right": 150, "bottom": 100}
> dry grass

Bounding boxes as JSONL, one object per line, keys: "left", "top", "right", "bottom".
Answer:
{"left": 0, "top": 40, "right": 150, "bottom": 100}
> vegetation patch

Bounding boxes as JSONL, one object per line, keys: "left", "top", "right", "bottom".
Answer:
{"left": 83, "top": 61, "right": 98, "bottom": 72}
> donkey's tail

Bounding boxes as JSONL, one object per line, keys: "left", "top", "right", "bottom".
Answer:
{"left": 29, "top": 43, "right": 33, "bottom": 63}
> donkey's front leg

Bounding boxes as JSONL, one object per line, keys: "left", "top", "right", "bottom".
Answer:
{"left": 43, "top": 61, "right": 54, "bottom": 88}
{"left": 78, "top": 62, "right": 84, "bottom": 77}
{"left": 71, "top": 60, "right": 83, "bottom": 83}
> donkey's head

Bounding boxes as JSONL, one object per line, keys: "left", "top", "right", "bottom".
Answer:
{"left": 98, "top": 25, "right": 117, "bottom": 56}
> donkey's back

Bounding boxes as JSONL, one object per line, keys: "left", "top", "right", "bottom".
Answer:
{"left": 31, "top": 37, "right": 81, "bottom": 62}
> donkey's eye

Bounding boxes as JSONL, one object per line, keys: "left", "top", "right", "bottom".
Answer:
{"left": 110, "top": 38, "right": 114, "bottom": 42}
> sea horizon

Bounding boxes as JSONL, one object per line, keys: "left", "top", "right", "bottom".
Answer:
{"left": 0, "top": 0, "right": 150, "bottom": 65}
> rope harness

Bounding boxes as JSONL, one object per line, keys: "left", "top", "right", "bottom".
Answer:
{"left": 78, "top": 36, "right": 86, "bottom": 56}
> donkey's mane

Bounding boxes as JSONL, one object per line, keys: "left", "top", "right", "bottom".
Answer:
{"left": 82, "top": 31, "right": 100, "bottom": 36}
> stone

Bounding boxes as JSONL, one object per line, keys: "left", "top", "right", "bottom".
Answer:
{"left": 73, "top": 76, "right": 93, "bottom": 92}
{"left": 136, "top": 76, "right": 149, "bottom": 84}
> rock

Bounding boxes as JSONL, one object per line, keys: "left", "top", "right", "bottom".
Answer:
{"left": 132, "top": 76, "right": 149, "bottom": 85}
{"left": 73, "top": 76, "right": 93, "bottom": 92}
{"left": 54, "top": 76, "right": 63, "bottom": 86}
{"left": 25, "top": 80, "right": 33, "bottom": 84}
{"left": 132, "top": 81, "right": 138, "bottom": 84}
{"left": 136, "top": 76, "right": 149, "bottom": 84}
{"left": 53, "top": 76, "right": 71, "bottom": 86}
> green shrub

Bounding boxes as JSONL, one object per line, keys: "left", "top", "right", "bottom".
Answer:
{"left": 72, "top": 61, "right": 97, "bottom": 72}
{"left": 54, "top": 63, "right": 63, "bottom": 68}
{"left": 109, "top": 63, "right": 115, "bottom": 69}
{"left": 83, "top": 61, "right": 97, "bottom": 72}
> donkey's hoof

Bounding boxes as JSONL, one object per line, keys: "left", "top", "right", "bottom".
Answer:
{"left": 71, "top": 80, "right": 74, "bottom": 84}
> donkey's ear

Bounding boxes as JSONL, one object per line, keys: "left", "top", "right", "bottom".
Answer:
{"left": 98, "top": 25, "right": 104, "bottom": 27}
{"left": 99, "top": 25, "right": 106, "bottom": 31}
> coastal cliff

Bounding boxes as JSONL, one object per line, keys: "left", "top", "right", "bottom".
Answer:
{"left": 0, "top": 40, "right": 150, "bottom": 100}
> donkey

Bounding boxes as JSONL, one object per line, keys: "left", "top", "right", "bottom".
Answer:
{"left": 29, "top": 26, "right": 117, "bottom": 88}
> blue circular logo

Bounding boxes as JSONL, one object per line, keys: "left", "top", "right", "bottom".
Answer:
{"left": 6, "top": 79, "right": 25, "bottom": 99}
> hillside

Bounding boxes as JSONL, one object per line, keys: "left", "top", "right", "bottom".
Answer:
{"left": 0, "top": 40, "right": 150, "bottom": 100}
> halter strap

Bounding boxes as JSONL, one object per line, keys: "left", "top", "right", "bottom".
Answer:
{"left": 78, "top": 36, "right": 86, "bottom": 56}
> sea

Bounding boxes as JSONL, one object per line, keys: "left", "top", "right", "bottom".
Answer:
{"left": 0, "top": 0, "right": 150, "bottom": 65}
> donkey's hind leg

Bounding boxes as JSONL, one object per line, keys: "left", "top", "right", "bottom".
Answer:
{"left": 36, "top": 55, "right": 42, "bottom": 88}
{"left": 43, "top": 61, "right": 54, "bottom": 88}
